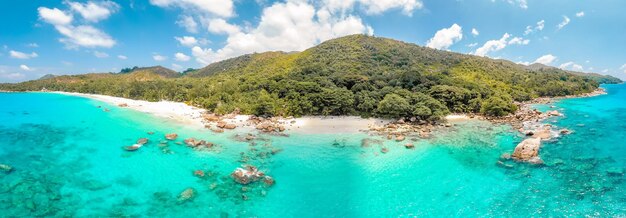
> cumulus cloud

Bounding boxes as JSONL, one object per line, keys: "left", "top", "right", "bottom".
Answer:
{"left": 38, "top": 7, "right": 73, "bottom": 25}
{"left": 176, "top": 15, "right": 199, "bottom": 33}
{"left": 153, "top": 55, "right": 167, "bottom": 61}
{"left": 471, "top": 28, "right": 479, "bottom": 36}
{"left": 473, "top": 33, "right": 529, "bottom": 57}
{"left": 493, "top": 0, "right": 527, "bottom": 9}
{"left": 37, "top": 5, "right": 117, "bottom": 48}
{"left": 467, "top": 43, "right": 478, "bottom": 48}
{"left": 508, "top": 37, "right": 529, "bottom": 45}
{"left": 149, "top": 0, "right": 235, "bottom": 18}
{"left": 426, "top": 24, "right": 463, "bottom": 50}
{"left": 67, "top": 1, "right": 120, "bottom": 22}
{"left": 620, "top": 64, "right": 626, "bottom": 74}
{"left": 533, "top": 54, "right": 557, "bottom": 65}
{"left": 557, "top": 16, "right": 570, "bottom": 30}
{"left": 20, "top": 65, "right": 33, "bottom": 71}
{"left": 171, "top": 63, "right": 183, "bottom": 71}
{"left": 207, "top": 18, "right": 241, "bottom": 35}
{"left": 175, "top": 36, "right": 199, "bottom": 47}
{"left": 190, "top": 1, "right": 374, "bottom": 65}
{"left": 174, "top": 52, "right": 191, "bottom": 61}
{"left": 55, "top": 25, "right": 116, "bottom": 48}
{"left": 321, "top": 0, "right": 423, "bottom": 16}
{"left": 559, "top": 61, "right": 583, "bottom": 71}
{"left": 524, "top": 20, "right": 544, "bottom": 35}
{"left": 117, "top": 55, "right": 127, "bottom": 60}
{"left": 576, "top": 11, "right": 585, "bottom": 17}
{"left": 27, "top": 43, "right": 39, "bottom": 48}
{"left": 93, "top": 51, "right": 109, "bottom": 58}
{"left": 10, "top": 50, "right": 38, "bottom": 59}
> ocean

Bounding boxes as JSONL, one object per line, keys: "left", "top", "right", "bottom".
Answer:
{"left": 0, "top": 84, "right": 624, "bottom": 217}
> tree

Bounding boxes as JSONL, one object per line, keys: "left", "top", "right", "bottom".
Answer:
{"left": 480, "top": 94, "right": 517, "bottom": 116}
{"left": 376, "top": 94, "right": 411, "bottom": 118}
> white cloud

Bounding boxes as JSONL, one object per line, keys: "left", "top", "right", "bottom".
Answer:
{"left": 27, "top": 43, "right": 39, "bottom": 48}
{"left": 93, "top": 51, "right": 109, "bottom": 58}
{"left": 473, "top": 33, "right": 528, "bottom": 57}
{"left": 426, "top": 23, "right": 463, "bottom": 50}
{"left": 175, "top": 36, "right": 199, "bottom": 47}
{"left": 55, "top": 25, "right": 116, "bottom": 48}
{"left": 37, "top": 6, "right": 116, "bottom": 48}
{"left": 207, "top": 18, "right": 241, "bottom": 35}
{"left": 322, "top": 0, "right": 424, "bottom": 16}
{"left": 508, "top": 37, "right": 529, "bottom": 45}
{"left": 149, "top": 0, "right": 235, "bottom": 18}
{"left": 576, "top": 11, "right": 585, "bottom": 17}
{"left": 467, "top": 43, "right": 478, "bottom": 47}
{"left": 20, "top": 65, "right": 32, "bottom": 71}
{"left": 175, "top": 52, "right": 191, "bottom": 62}
{"left": 68, "top": 1, "right": 120, "bottom": 22}
{"left": 557, "top": 16, "right": 570, "bottom": 30}
{"left": 533, "top": 54, "right": 557, "bottom": 65}
{"left": 190, "top": 1, "right": 373, "bottom": 65}
{"left": 10, "top": 50, "right": 38, "bottom": 59}
{"left": 493, "top": 0, "right": 527, "bottom": 9}
{"left": 117, "top": 55, "right": 127, "bottom": 60}
{"left": 559, "top": 61, "right": 583, "bottom": 71}
{"left": 620, "top": 64, "right": 626, "bottom": 74}
{"left": 153, "top": 55, "right": 167, "bottom": 61}
{"left": 524, "top": 20, "right": 544, "bottom": 35}
{"left": 176, "top": 15, "right": 198, "bottom": 33}
{"left": 471, "top": 28, "right": 479, "bottom": 36}
{"left": 37, "top": 7, "right": 73, "bottom": 25}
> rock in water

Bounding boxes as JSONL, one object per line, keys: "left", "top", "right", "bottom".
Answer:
{"left": 165, "top": 133, "right": 178, "bottom": 140}
{"left": 136, "top": 138, "right": 148, "bottom": 145}
{"left": 0, "top": 164, "right": 13, "bottom": 173}
{"left": 178, "top": 188, "right": 196, "bottom": 202}
{"left": 512, "top": 138, "right": 542, "bottom": 162}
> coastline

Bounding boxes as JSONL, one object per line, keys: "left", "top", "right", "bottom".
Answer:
{"left": 48, "top": 87, "right": 606, "bottom": 136}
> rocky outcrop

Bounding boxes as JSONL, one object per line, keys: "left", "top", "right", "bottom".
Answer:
{"left": 165, "top": 133, "right": 178, "bottom": 140}
{"left": 547, "top": 110, "right": 563, "bottom": 117}
{"left": 177, "top": 188, "right": 196, "bottom": 202}
{"left": 231, "top": 165, "right": 270, "bottom": 185}
{"left": 512, "top": 138, "right": 542, "bottom": 163}
{"left": 184, "top": 138, "right": 213, "bottom": 148}
{"left": 136, "top": 138, "right": 148, "bottom": 145}
{"left": 123, "top": 144, "right": 143, "bottom": 151}
{"left": 404, "top": 143, "right": 415, "bottom": 149}
{"left": 118, "top": 103, "right": 128, "bottom": 107}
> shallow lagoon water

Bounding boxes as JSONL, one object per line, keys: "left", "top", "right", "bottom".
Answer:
{"left": 0, "top": 84, "right": 624, "bottom": 217}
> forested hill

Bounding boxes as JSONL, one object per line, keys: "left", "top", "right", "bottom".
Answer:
{"left": 0, "top": 35, "right": 621, "bottom": 120}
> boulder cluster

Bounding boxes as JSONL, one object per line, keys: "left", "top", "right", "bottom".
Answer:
{"left": 230, "top": 165, "right": 274, "bottom": 186}
{"left": 368, "top": 118, "right": 436, "bottom": 141}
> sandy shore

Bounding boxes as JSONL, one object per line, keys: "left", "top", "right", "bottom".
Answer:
{"left": 55, "top": 92, "right": 393, "bottom": 134}
{"left": 55, "top": 92, "right": 208, "bottom": 128}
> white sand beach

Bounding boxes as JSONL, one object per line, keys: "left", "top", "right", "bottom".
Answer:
{"left": 55, "top": 92, "right": 393, "bottom": 134}
{"left": 55, "top": 92, "right": 208, "bottom": 128}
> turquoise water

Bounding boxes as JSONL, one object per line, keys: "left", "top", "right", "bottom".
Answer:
{"left": 0, "top": 85, "right": 624, "bottom": 217}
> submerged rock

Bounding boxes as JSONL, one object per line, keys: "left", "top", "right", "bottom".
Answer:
{"left": 512, "top": 138, "right": 541, "bottom": 162}
{"left": 0, "top": 164, "right": 13, "bottom": 173}
{"left": 123, "top": 144, "right": 143, "bottom": 151}
{"left": 136, "top": 138, "right": 148, "bottom": 145}
{"left": 165, "top": 133, "right": 178, "bottom": 140}
{"left": 404, "top": 143, "right": 415, "bottom": 149}
{"left": 177, "top": 188, "right": 196, "bottom": 202}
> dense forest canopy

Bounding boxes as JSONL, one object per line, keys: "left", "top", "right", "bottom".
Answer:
{"left": 0, "top": 35, "right": 621, "bottom": 120}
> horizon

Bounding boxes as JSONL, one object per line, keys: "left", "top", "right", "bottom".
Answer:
{"left": 2, "top": 0, "right": 626, "bottom": 82}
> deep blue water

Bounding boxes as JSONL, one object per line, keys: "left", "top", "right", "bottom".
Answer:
{"left": 0, "top": 84, "right": 624, "bottom": 217}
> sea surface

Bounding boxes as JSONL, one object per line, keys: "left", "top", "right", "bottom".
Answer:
{"left": 0, "top": 84, "right": 624, "bottom": 217}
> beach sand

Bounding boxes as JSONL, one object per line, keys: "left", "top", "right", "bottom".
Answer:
{"left": 55, "top": 92, "right": 393, "bottom": 134}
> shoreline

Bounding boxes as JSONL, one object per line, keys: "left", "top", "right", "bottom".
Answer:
{"left": 40, "top": 87, "right": 608, "bottom": 135}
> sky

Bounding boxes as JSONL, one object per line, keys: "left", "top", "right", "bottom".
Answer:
{"left": 1, "top": 0, "right": 625, "bottom": 82}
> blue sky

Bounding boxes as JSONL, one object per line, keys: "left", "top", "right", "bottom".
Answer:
{"left": 1, "top": 0, "right": 625, "bottom": 82}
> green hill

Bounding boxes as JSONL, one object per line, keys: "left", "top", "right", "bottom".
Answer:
{"left": 0, "top": 35, "right": 619, "bottom": 119}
